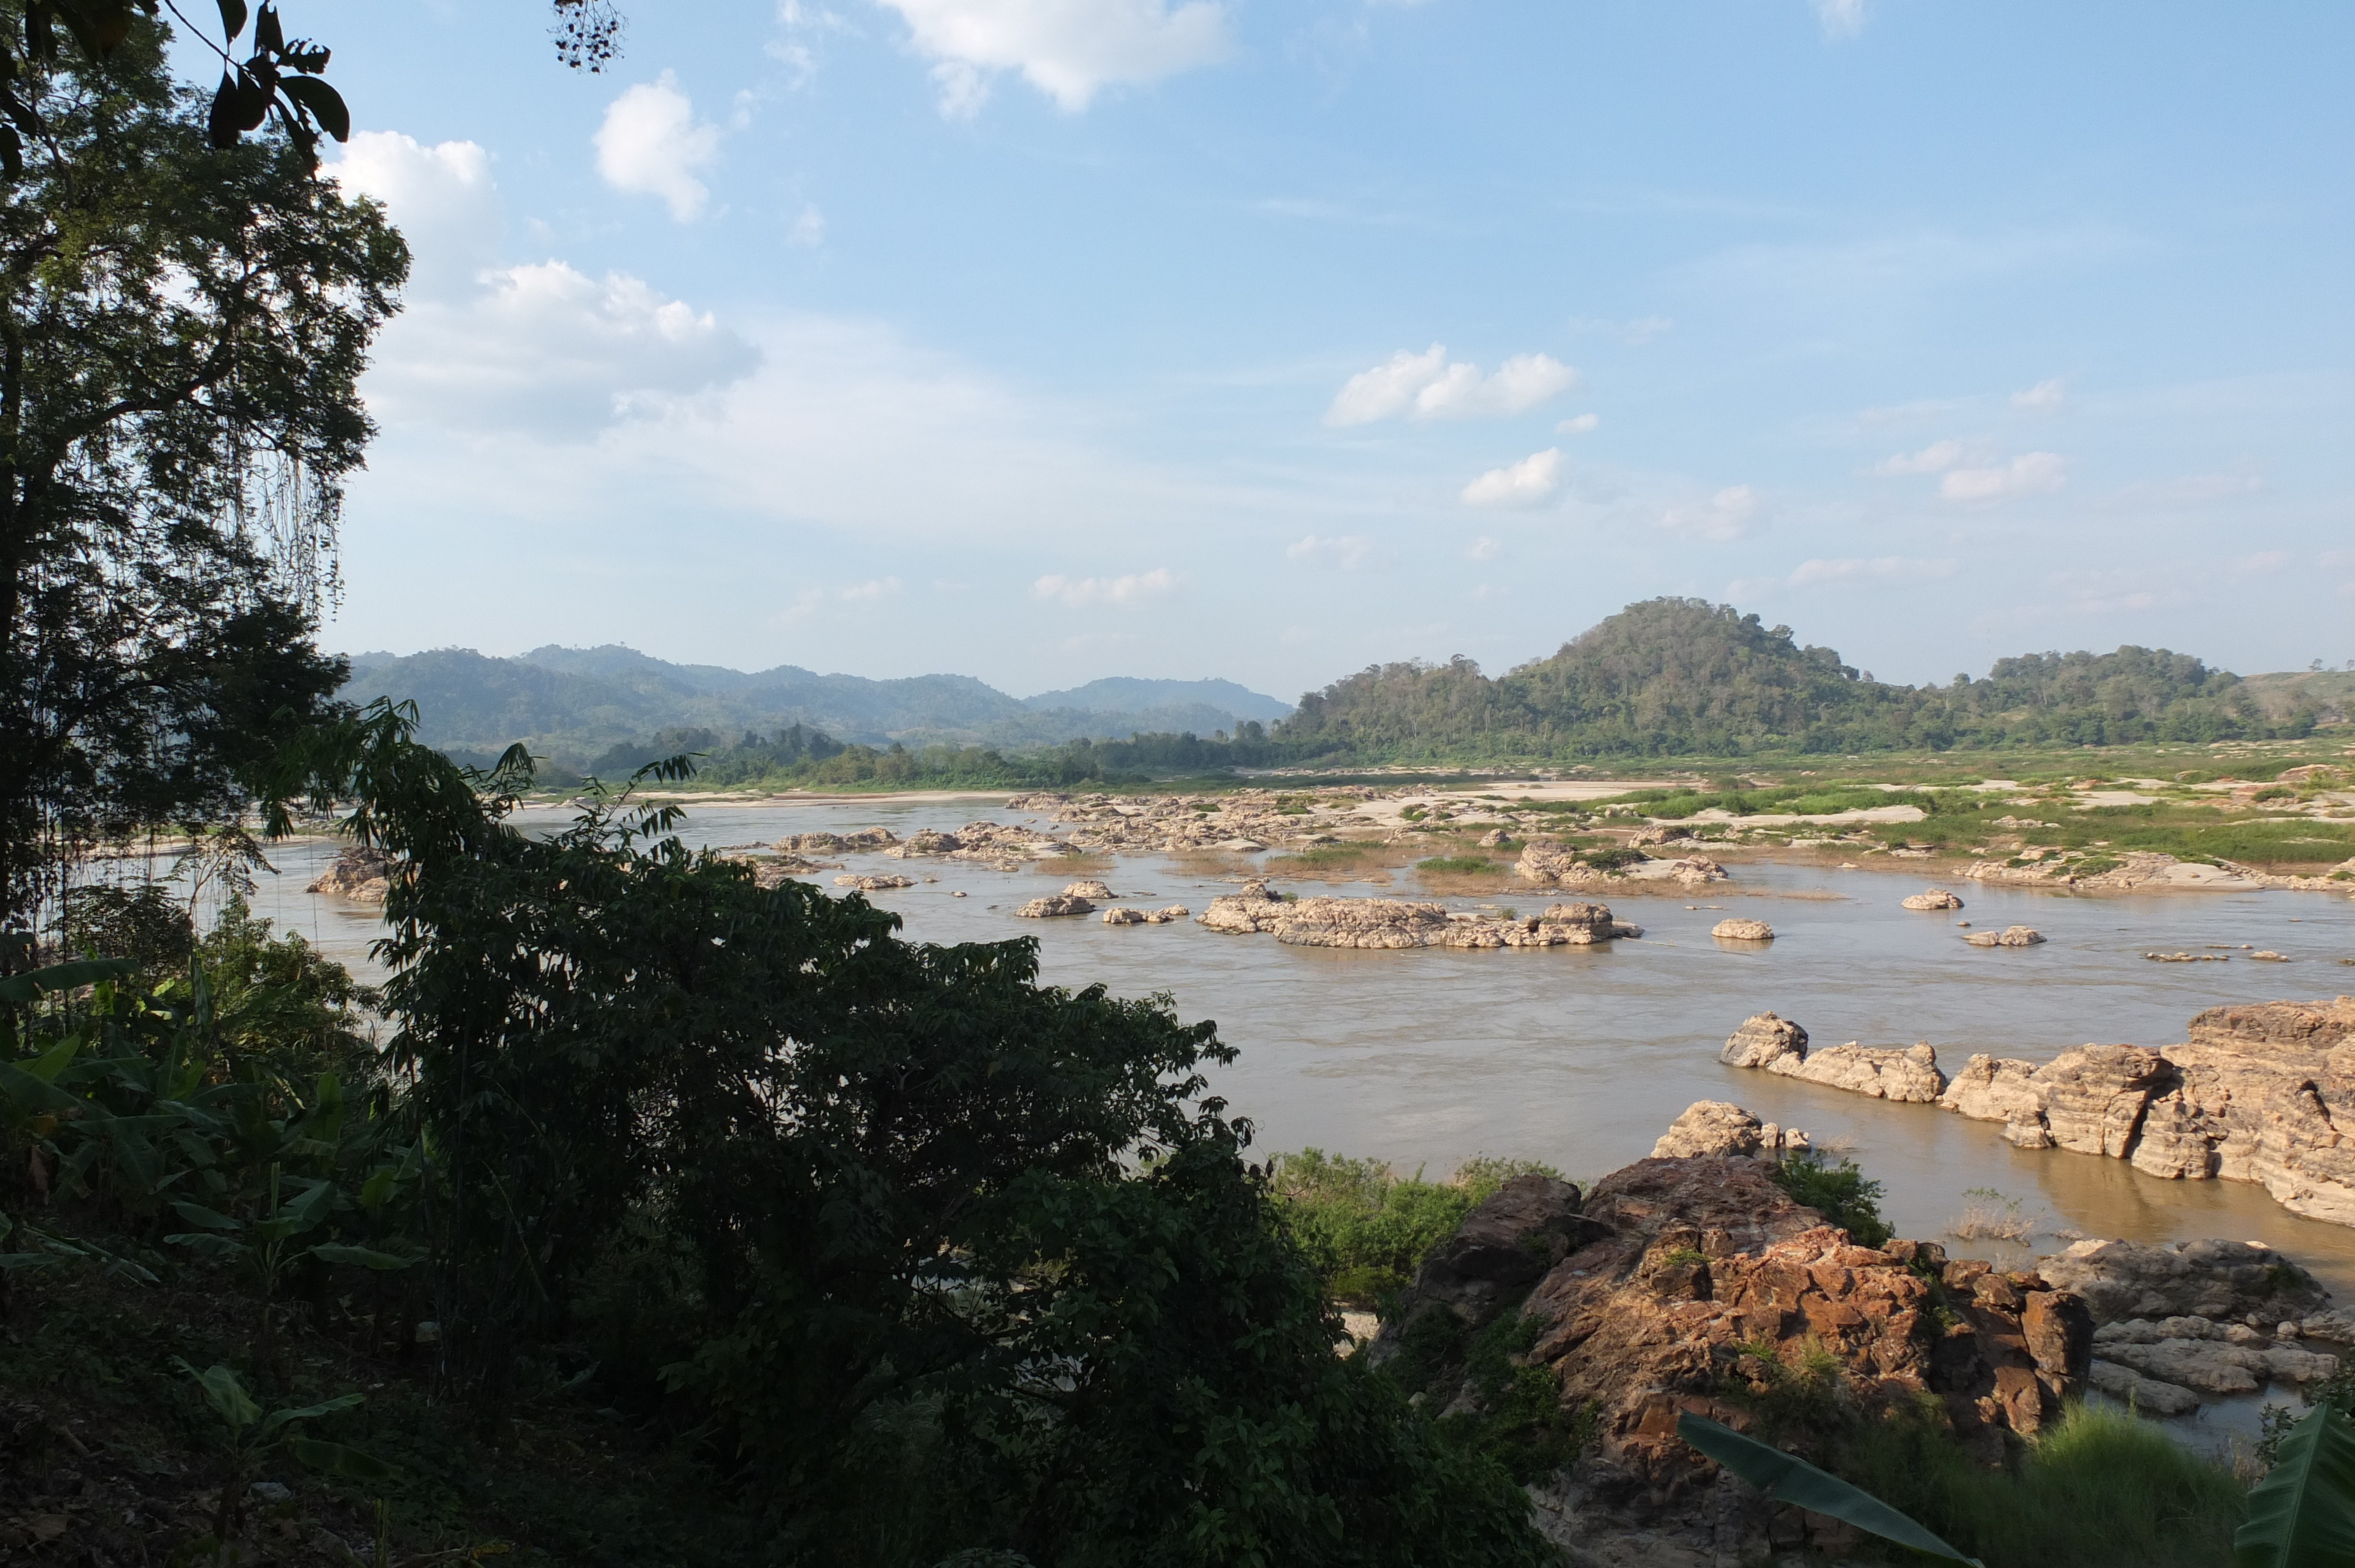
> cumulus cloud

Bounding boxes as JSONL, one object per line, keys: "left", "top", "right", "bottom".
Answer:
{"left": 1326, "top": 347, "right": 1576, "bottom": 426}
{"left": 1461, "top": 449, "right": 1563, "bottom": 509}
{"left": 1873, "top": 438, "right": 1968, "bottom": 476}
{"left": 1813, "top": 0, "right": 1869, "bottom": 38}
{"left": 335, "top": 131, "right": 758, "bottom": 434}
{"left": 875, "top": 0, "right": 1230, "bottom": 115}
{"left": 595, "top": 72, "right": 724, "bottom": 221}
{"left": 2011, "top": 378, "right": 2067, "bottom": 412}
{"left": 1032, "top": 567, "right": 1176, "bottom": 606}
{"left": 788, "top": 203, "right": 827, "bottom": 248}
{"left": 1467, "top": 535, "right": 1501, "bottom": 562}
{"left": 1659, "top": 484, "right": 1759, "bottom": 540}
{"left": 1286, "top": 534, "right": 1372, "bottom": 569}
{"left": 1557, "top": 413, "right": 1599, "bottom": 435}
{"left": 331, "top": 133, "right": 500, "bottom": 297}
{"left": 1941, "top": 452, "right": 2065, "bottom": 503}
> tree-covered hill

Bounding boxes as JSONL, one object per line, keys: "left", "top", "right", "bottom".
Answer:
{"left": 1271, "top": 598, "right": 2311, "bottom": 760}
{"left": 340, "top": 646, "right": 1288, "bottom": 764}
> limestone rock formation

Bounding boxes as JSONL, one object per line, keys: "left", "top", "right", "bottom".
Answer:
{"left": 1514, "top": 842, "right": 1731, "bottom": 889}
{"left": 1650, "top": 1101, "right": 1809, "bottom": 1159}
{"left": 1196, "top": 880, "right": 1288, "bottom": 934}
{"left": 1709, "top": 918, "right": 1774, "bottom": 941}
{"left": 2084, "top": 1359, "right": 2201, "bottom": 1415}
{"left": 2034, "top": 1238, "right": 2327, "bottom": 1324}
{"left": 306, "top": 846, "right": 399, "bottom": 903}
{"left": 1719, "top": 1012, "right": 1806, "bottom": 1071}
{"left": 1963, "top": 925, "right": 2045, "bottom": 948}
{"left": 1014, "top": 893, "right": 1093, "bottom": 918}
{"left": 1061, "top": 879, "right": 1114, "bottom": 900}
{"left": 1734, "top": 997, "right": 2355, "bottom": 1232}
{"left": 834, "top": 873, "right": 917, "bottom": 892}
{"left": 778, "top": 828, "right": 898, "bottom": 855}
{"left": 1103, "top": 904, "right": 1189, "bottom": 925}
{"left": 1716, "top": 1013, "right": 1945, "bottom": 1102}
{"left": 1195, "top": 883, "right": 1638, "bottom": 950}
{"left": 1902, "top": 888, "right": 1965, "bottom": 911}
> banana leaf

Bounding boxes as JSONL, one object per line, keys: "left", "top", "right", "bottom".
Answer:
{"left": 0, "top": 959, "right": 138, "bottom": 1005}
{"left": 286, "top": 1433, "right": 397, "bottom": 1480}
{"left": 2237, "top": 1404, "right": 2355, "bottom": 1567}
{"left": 1677, "top": 1412, "right": 1984, "bottom": 1565}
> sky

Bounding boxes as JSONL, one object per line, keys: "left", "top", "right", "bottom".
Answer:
{"left": 284, "top": 0, "right": 2353, "bottom": 703}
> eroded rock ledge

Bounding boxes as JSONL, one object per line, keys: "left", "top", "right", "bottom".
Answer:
{"left": 1195, "top": 881, "right": 1641, "bottom": 949}
{"left": 1719, "top": 995, "right": 2355, "bottom": 1226}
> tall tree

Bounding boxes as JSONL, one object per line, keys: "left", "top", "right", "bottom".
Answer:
{"left": 0, "top": 11, "right": 406, "bottom": 950}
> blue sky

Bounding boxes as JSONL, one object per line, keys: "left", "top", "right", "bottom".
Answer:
{"left": 300, "top": 0, "right": 2353, "bottom": 702}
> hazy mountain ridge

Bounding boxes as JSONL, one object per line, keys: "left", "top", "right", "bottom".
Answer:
{"left": 339, "top": 646, "right": 1290, "bottom": 763}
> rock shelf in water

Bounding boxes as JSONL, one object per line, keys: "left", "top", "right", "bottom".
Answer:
{"left": 1195, "top": 881, "right": 1640, "bottom": 949}
{"left": 1720, "top": 996, "right": 2355, "bottom": 1227}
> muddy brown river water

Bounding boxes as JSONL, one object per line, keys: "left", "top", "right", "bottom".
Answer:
{"left": 234, "top": 793, "right": 2355, "bottom": 1437}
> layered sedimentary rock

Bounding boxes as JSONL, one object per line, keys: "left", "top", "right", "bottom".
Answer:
{"left": 777, "top": 827, "right": 898, "bottom": 855}
{"left": 1514, "top": 841, "right": 1730, "bottom": 889}
{"left": 1963, "top": 848, "right": 2354, "bottom": 893}
{"left": 2037, "top": 1238, "right": 2326, "bottom": 1324}
{"left": 834, "top": 873, "right": 916, "bottom": 892}
{"left": 1727, "top": 998, "right": 2355, "bottom": 1230}
{"left": 882, "top": 820, "right": 1074, "bottom": 871}
{"left": 1373, "top": 1153, "right": 2094, "bottom": 1553}
{"left": 1710, "top": 918, "right": 1774, "bottom": 941}
{"left": 1103, "top": 904, "right": 1188, "bottom": 925}
{"left": 1014, "top": 893, "right": 1093, "bottom": 918}
{"left": 1962, "top": 925, "right": 2045, "bottom": 948}
{"left": 1902, "top": 888, "right": 1965, "bottom": 910}
{"left": 1192, "top": 882, "right": 1640, "bottom": 950}
{"left": 1650, "top": 1101, "right": 1810, "bottom": 1159}
{"left": 306, "top": 847, "right": 400, "bottom": 903}
{"left": 1714, "top": 1012, "right": 1945, "bottom": 1102}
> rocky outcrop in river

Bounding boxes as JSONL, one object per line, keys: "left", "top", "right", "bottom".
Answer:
{"left": 1514, "top": 840, "right": 1729, "bottom": 889}
{"left": 1962, "top": 848, "right": 2355, "bottom": 894}
{"left": 1368, "top": 1150, "right": 2094, "bottom": 1559}
{"left": 1194, "top": 881, "right": 1640, "bottom": 949}
{"left": 306, "top": 847, "right": 399, "bottom": 903}
{"left": 1722, "top": 997, "right": 2355, "bottom": 1228}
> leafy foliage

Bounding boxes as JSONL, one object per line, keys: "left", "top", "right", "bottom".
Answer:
{"left": 1767, "top": 1151, "right": 1893, "bottom": 1247}
{"left": 1270, "top": 1149, "right": 1560, "bottom": 1306}
{"left": 0, "top": 17, "right": 406, "bottom": 937}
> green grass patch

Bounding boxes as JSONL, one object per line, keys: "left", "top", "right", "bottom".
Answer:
{"left": 1271, "top": 1150, "right": 1561, "bottom": 1307}
{"left": 1265, "top": 843, "right": 1384, "bottom": 869}
{"left": 1417, "top": 855, "right": 1500, "bottom": 875}
{"left": 1841, "top": 1400, "right": 2244, "bottom": 1568}
{"left": 1600, "top": 782, "right": 1936, "bottom": 820}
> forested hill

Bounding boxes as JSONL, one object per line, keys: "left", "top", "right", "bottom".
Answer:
{"left": 1272, "top": 598, "right": 2314, "bottom": 759}
{"left": 339, "top": 645, "right": 1290, "bottom": 766}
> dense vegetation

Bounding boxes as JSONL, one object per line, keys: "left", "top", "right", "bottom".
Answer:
{"left": 1274, "top": 599, "right": 2317, "bottom": 762}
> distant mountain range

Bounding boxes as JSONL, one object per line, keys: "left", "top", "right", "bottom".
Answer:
{"left": 339, "top": 645, "right": 1293, "bottom": 766}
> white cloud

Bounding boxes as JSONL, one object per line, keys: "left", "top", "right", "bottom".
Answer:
{"left": 1461, "top": 449, "right": 1563, "bottom": 508}
{"left": 330, "top": 133, "right": 500, "bottom": 297}
{"left": 1658, "top": 484, "right": 1759, "bottom": 540}
{"left": 336, "top": 134, "right": 758, "bottom": 434}
{"left": 1467, "top": 535, "right": 1500, "bottom": 562}
{"left": 1813, "top": 0, "right": 1869, "bottom": 38}
{"left": 2231, "top": 550, "right": 2288, "bottom": 576}
{"left": 1557, "top": 413, "right": 1599, "bottom": 435}
{"left": 1873, "top": 438, "right": 1968, "bottom": 476}
{"left": 1941, "top": 451, "right": 2066, "bottom": 504}
{"left": 2011, "top": 377, "right": 2067, "bottom": 412}
{"left": 1326, "top": 346, "right": 1577, "bottom": 426}
{"left": 1032, "top": 567, "right": 1176, "bottom": 606}
{"left": 1287, "top": 534, "right": 1372, "bottom": 569}
{"left": 1787, "top": 556, "right": 1958, "bottom": 587}
{"left": 595, "top": 72, "right": 724, "bottom": 221}
{"left": 788, "top": 203, "right": 827, "bottom": 248}
{"left": 876, "top": 0, "right": 1230, "bottom": 114}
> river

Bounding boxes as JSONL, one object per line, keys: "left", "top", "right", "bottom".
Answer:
{"left": 229, "top": 790, "right": 2355, "bottom": 1434}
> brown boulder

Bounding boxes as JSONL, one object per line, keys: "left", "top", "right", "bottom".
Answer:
{"left": 1719, "top": 1012, "right": 1806, "bottom": 1071}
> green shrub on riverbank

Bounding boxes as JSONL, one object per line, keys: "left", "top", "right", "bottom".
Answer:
{"left": 1271, "top": 1150, "right": 1562, "bottom": 1305}
{"left": 1839, "top": 1401, "right": 2244, "bottom": 1568}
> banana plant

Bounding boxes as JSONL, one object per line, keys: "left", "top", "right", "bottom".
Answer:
{"left": 178, "top": 1361, "right": 393, "bottom": 1543}
{"left": 2237, "top": 1403, "right": 2355, "bottom": 1567}
{"left": 1678, "top": 1411, "right": 1985, "bottom": 1565}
